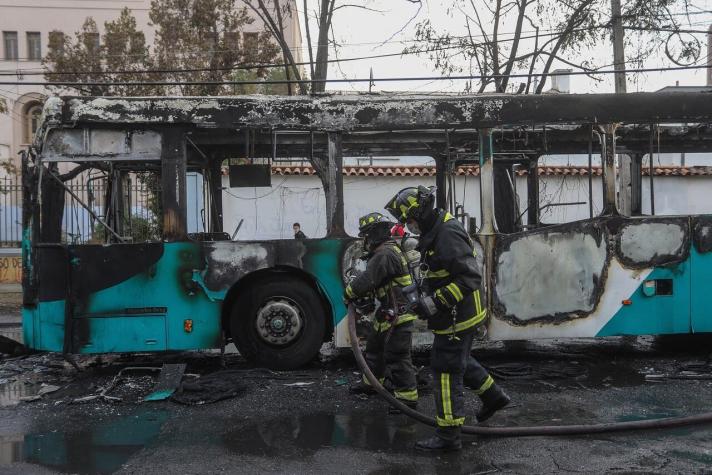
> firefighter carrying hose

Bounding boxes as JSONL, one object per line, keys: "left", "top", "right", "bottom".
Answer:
{"left": 385, "top": 186, "right": 510, "bottom": 452}
{"left": 343, "top": 212, "right": 419, "bottom": 413}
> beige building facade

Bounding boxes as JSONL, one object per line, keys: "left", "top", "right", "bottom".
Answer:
{"left": 0, "top": 0, "right": 303, "bottom": 175}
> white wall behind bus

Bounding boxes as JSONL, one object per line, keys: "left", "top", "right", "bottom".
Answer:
{"left": 221, "top": 172, "right": 712, "bottom": 240}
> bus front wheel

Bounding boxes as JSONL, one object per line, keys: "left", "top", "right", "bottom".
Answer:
{"left": 230, "top": 278, "right": 326, "bottom": 370}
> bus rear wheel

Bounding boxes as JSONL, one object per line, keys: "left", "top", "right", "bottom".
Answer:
{"left": 230, "top": 278, "right": 327, "bottom": 370}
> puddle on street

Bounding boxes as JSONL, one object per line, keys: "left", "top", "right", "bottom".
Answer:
{"left": 224, "top": 410, "right": 499, "bottom": 473}
{"left": 0, "top": 408, "right": 168, "bottom": 474}
{"left": 0, "top": 381, "right": 38, "bottom": 407}
{"left": 224, "top": 410, "right": 434, "bottom": 457}
{"left": 489, "top": 359, "right": 646, "bottom": 393}
{"left": 578, "top": 361, "right": 645, "bottom": 388}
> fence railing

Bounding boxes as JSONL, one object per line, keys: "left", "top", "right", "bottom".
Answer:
{"left": 0, "top": 174, "right": 158, "bottom": 247}
{"left": 0, "top": 176, "right": 21, "bottom": 247}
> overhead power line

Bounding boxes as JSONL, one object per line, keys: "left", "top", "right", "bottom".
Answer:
{"left": 5, "top": 24, "right": 711, "bottom": 79}
{"left": 1, "top": 64, "right": 710, "bottom": 88}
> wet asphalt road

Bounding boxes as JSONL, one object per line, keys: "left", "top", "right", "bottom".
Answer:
{"left": 2, "top": 301, "right": 712, "bottom": 473}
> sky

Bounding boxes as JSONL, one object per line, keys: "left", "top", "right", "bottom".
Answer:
{"left": 298, "top": 0, "right": 712, "bottom": 94}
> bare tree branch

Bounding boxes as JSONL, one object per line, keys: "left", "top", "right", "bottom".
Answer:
{"left": 374, "top": 0, "right": 423, "bottom": 48}
{"left": 242, "top": 0, "right": 307, "bottom": 94}
{"left": 536, "top": 0, "right": 596, "bottom": 93}
{"left": 332, "top": 4, "right": 385, "bottom": 13}
{"left": 303, "top": 0, "right": 316, "bottom": 89}
{"left": 500, "top": 0, "right": 528, "bottom": 92}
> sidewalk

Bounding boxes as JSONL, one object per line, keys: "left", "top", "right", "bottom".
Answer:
{"left": 0, "top": 284, "right": 20, "bottom": 293}
{"left": 0, "top": 287, "right": 21, "bottom": 327}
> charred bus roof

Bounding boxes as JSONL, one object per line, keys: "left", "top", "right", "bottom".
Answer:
{"left": 33, "top": 92, "right": 712, "bottom": 161}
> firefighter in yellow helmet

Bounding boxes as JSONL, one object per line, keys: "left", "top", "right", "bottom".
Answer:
{"left": 385, "top": 186, "right": 510, "bottom": 452}
{"left": 343, "top": 212, "right": 419, "bottom": 412}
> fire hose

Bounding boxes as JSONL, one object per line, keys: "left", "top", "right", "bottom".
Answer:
{"left": 347, "top": 304, "right": 712, "bottom": 436}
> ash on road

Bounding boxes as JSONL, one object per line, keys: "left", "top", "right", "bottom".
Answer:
{"left": 1, "top": 292, "right": 712, "bottom": 474}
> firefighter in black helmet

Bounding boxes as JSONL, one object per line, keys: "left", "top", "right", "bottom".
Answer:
{"left": 385, "top": 186, "right": 510, "bottom": 452}
{"left": 343, "top": 212, "right": 419, "bottom": 412}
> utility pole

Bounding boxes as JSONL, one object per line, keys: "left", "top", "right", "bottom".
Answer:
{"left": 611, "top": 0, "right": 626, "bottom": 93}
{"left": 611, "top": 0, "right": 630, "bottom": 214}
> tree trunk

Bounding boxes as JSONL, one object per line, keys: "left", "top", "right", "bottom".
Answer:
{"left": 313, "top": 1, "right": 333, "bottom": 93}
{"left": 311, "top": 132, "right": 345, "bottom": 236}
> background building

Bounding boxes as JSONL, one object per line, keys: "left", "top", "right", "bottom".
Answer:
{"left": 0, "top": 0, "right": 303, "bottom": 175}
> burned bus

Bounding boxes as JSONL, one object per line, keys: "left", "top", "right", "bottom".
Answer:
{"left": 21, "top": 92, "right": 712, "bottom": 369}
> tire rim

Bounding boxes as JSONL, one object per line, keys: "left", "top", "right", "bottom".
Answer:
{"left": 255, "top": 297, "right": 304, "bottom": 346}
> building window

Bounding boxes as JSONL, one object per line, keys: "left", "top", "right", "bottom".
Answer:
{"left": 24, "top": 103, "right": 43, "bottom": 144}
{"left": 27, "top": 32, "right": 41, "bottom": 60}
{"left": 3, "top": 32, "right": 18, "bottom": 60}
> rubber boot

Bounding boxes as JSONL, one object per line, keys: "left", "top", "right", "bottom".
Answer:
{"left": 476, "top": 384, "right": 510, "bottom": 422}
{"left": 349, "top": 379, "right": 378, "bottom": 396}
{"left": 388, "top": 399, "right": 418, "bottom": 415}
{"left": 415, "top": 427, "right": 462, "bottom": 452}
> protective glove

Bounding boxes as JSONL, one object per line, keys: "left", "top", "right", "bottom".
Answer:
{"left": 414, "top": 294, "right": 439, "bottom": 320}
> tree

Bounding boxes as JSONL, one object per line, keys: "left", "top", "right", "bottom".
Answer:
{"left": 232, "top": 67, "right": 291, "bottom": 95}
{"left": 241, "top": 0, "right": 309, "bottom": 94}
{"left": 44, "top": 10, "right": 156, "bottom": 95}
{"left": 243, "top": 1, "right": 422, "bottom": 94}
{"left": 44, "top": 3, "right": 281, "bottom": 96}
{"left": 406, "top": 0, "right": 696, "bottom": 94}
{"left": 149, "top": 0, "right": 279, "bottom": 95}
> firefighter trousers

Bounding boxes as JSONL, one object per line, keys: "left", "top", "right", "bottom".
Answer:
{"left": 363, "top": 320, "right": 418, "bottom": 403}
{"left": 431, "top": 329, "right": 496, "bottom": 437}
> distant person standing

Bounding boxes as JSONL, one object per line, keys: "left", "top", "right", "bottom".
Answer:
{"left": 293, "top": 222, "right": 307, "bottom": 239}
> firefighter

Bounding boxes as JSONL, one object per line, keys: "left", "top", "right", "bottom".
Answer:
{"left": 343, "top": 212, "right": 419, "bottom": 412}
{"left": 385, "top": 186, "right": 510, "bottom": 452}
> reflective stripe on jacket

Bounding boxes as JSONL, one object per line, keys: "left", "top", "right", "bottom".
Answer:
{"left": 345, "top": 241, "right": 416, "bottom": 331}
{"left": 418, "top": 210, "right": 486, "bottom": 333}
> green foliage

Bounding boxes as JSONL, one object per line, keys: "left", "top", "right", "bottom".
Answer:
{"left": 44, "top": 10, "right": 156, "bottom": 95}
{"left": 91, "top": 215, "right": 160, "bottom": 243}
{"left": 44, "top": 3, "right": 281, "bottom": 96}
{"left": 136, "top": 172, "right": 163, "bottom": 237}
{"left": 150, "top": 0, "right": 279, "bottom": 95}
{"left": 231, "top": 67, "right": 291, "bottom": 95}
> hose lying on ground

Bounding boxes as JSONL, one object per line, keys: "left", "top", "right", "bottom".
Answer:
{"left": 347, "top": 304, "right": 712, "bottom": 436}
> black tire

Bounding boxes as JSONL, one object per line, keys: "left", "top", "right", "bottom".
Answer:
{"left": 230, "top": 277, "right": 327, "bottom": 370}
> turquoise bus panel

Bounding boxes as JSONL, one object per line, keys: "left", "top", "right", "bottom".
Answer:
{"left": 597, "top": 260, "right": 691, "bottom": 336}
{"left": 20, "top": 300, "right": 65, "bottom": 352}
{"left": 24, "top": 237, "right": 354, "bottom": 354}
{"left": 77, "top": 315, "right": 167, "bottom": 353}
{"left": 77, "top": 243, "right": 221, "bottom": 352}
{"left": 37, "top": 301, "right": 65, "bottom": 351}
{"left": 22, "top": 306, "right": 36, "bottom": 349}
{"left": 690, "top": 246, "right": 712, "bottom": 333}
{"left": 301, "top": 238, "right": 348, "bottom": 327}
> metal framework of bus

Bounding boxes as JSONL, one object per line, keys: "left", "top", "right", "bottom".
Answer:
{"left": 21, "top": 92, "right": 712, "bottom": 369}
